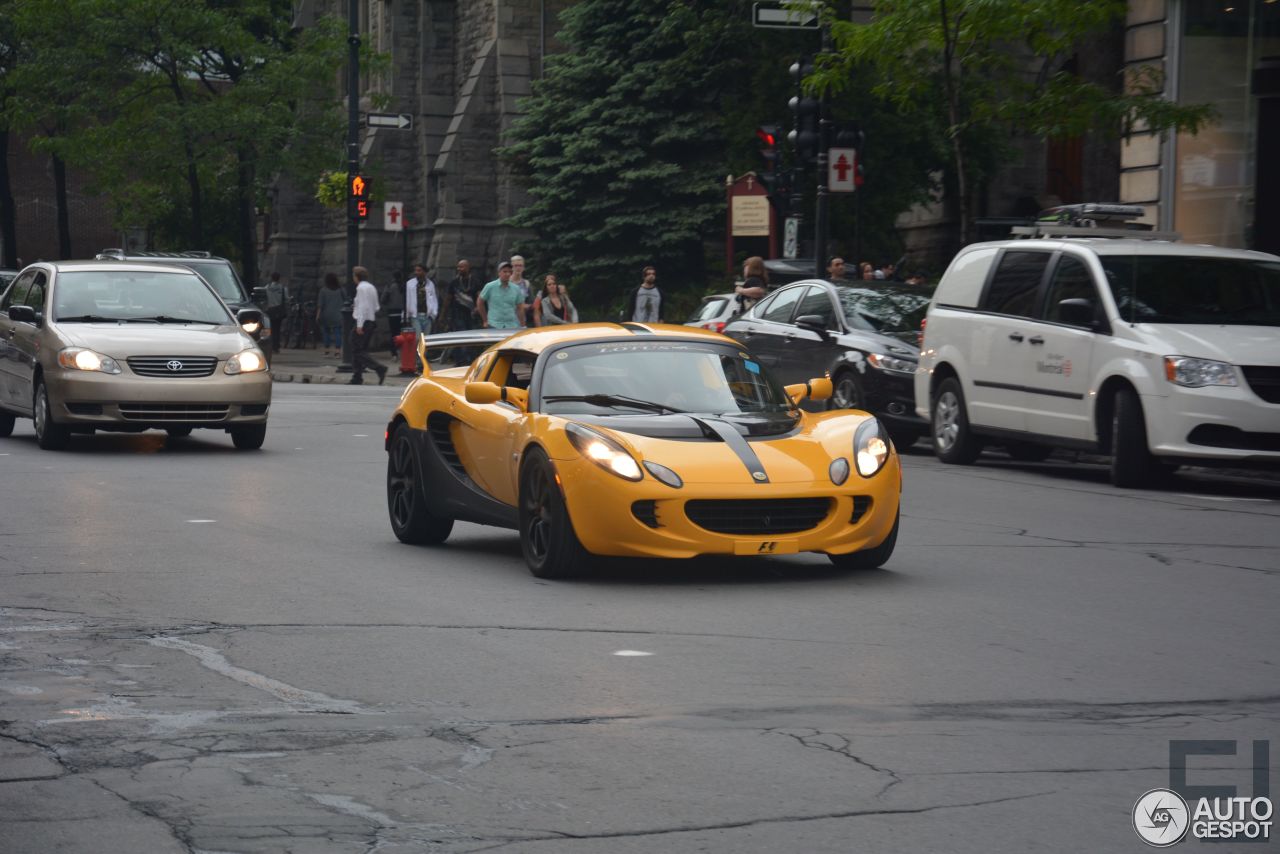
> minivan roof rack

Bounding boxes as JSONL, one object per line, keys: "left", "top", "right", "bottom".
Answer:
{"left": 1009, "top": 203, "right": 1180, "bottom": 241}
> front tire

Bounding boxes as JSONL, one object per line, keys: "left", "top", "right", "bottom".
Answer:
{"left": 931, "top": 377, "right": 981, "bottom": 464}
{"left": 33, "top": 381, "right": 71, "bottom": 450}
{"left": 827, "top": 370, "right": 864, "bottom": 411}
{"left": 828, "top": 511, "right": 899, "bottom": 570}
{"left": 519, "top": 449, "right": 590, "bottom": 579}
{"left": 386, "top": 424, "right": 454, "bottom": 544}
{"left": 230, "top": 423, "right": 267, "bottom": 450}
{"left": 1110, "top": 387, "right": 1162, "bottom": 488}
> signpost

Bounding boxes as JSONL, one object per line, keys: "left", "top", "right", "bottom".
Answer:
{"left": 752, "top": 1, "right": 819, "bottom": 29}
{"left": 784, "top": 216, "right": 800, "bottom": 259}
{"left": 365, "top": 112, "right": 413, "bottom": 130}
{"left": 384, "top": 201, "right": 404, "bottom": 232}
{"left": 829, "top": 147, "right": 857, "bottom": 193}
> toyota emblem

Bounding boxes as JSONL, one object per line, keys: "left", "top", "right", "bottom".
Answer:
{"left": 166, "top": 360, "right": 184, "bottom": 372}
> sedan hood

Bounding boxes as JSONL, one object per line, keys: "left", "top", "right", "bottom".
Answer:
{"left": 56, "top": 322, "right": 256, "bottom": 358}
{"left": 840, "top": 328, "right": 919, "bottom": 354}
{"left": 1134, "top": 324, "right": 1279, "bottom": 365}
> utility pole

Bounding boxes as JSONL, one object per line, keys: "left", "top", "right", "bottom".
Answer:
{"left": 813, "top": 26, "right": 832, "bottom": 279}
{"left": 340, "top": 0, "right": 360, "bottom": 372}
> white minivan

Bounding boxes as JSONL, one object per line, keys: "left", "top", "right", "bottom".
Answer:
{"left": 915, "top": 212, "right": 1280, "bottom": 487}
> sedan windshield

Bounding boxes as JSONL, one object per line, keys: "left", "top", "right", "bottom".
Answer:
{"left": 1101, "top": 255, "right": 1280, "bottom": 325}
{"left": 540, "top": 342, "right": 792, "bottom": 416}
{"left": 835, "top": 285, "right": 932, "bottom": 334}
{"left": 54, "top": 271, "right": 233, "bottom": 324}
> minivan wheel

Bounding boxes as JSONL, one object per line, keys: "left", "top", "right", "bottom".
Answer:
{"left": 931, "top": 377, "right": 981, "bottom": 464}
{"left": 1110, "top": 387, "right": 1162, "bottom": 488}
{"left": 33, "top": 381, "right": 71, "bottom": 450}
{"left": 0, "top": 410, "right": 14, "bottom": 437}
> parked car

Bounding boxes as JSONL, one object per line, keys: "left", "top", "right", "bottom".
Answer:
{"left": 0, "top": 260, "right": 271, "bottom": 450}
{"left": 385, "top": 323, "right": 901, "bottom": 578}
{"left": 684, "top": 292, "right": 740, "bottom": 333}
{"left": 915, "top": 203, "right": 1280, "bottom": 486}
{"left": 723, "top": 279, "right": 932, "bottom": 447}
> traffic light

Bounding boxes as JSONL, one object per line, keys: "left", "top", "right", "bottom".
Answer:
{"left": 349, "top": 173, "right": 371, "bottom": 221}
{"left": 788, "top": 60, "right": 819, "bottom": 167}
{"left": 756, "top": 124, "right": 782, "bottom": 193}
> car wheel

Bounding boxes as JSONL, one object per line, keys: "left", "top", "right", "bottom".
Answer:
{"left": 828, "top": 511, "right": 899, "bottom": 570}
{"left": 1005, "top": 441, "right": 1054, "bottom": 462}
{"left": 386, "top": 423, "right": 453, "bottom": 544}
{"left": 519, "top": 448, "right": 590, "bottom": 579}
{"left": 1110, "top": 387, "right": 1162, "bottom": 488}
{"left": 0, "top": 410, "right": 14, "bottom": 438}
{"left": 827, "top": 370, "right": 864, "bottom": 411}
{"left": 230, "top": 423, "right": 267, "bottom": 450}
{"left": 33, "top": 381, "right": 71, "bottom": 451}
{"left": 166, "top": 426, "right": 193, "bottom": 438}
{"left": 931, "top": 377, "right": 981, "bottom": 464}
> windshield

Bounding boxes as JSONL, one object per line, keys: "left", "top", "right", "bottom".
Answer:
{"left": 540, "top": 342, "right": 793, "bottom": 417}
{"left": 54, "top": 271, "right": 233, "bottom": 324}
{"left": 687, "top": 297, "right": 729, "bottom": 323}
{"left": 1101, "top": 255, "right": 1280, "bottom": 326}
{"left": 835, "top": 285, "right": 933, "bottom": 334}
{"left": 177, "top": 261, "right": 245, "bottom": 302}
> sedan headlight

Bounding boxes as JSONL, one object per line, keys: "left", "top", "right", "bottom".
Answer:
{"left": 854, "top": 418, "right": 890, "bottom": 478}
{"left": 57, "top": 347, "right": 121, "bottom": 374}
{"left": 225, "top": 349, "right": 268, "bottom": 375}
{"left": 566, "top": 423, "right": 643, "bottom": 481}
{"left": 866, "top": 353, "right": 917, "bottom": 374}
{"left": 1164, "top": 356, "right": 1237, "bottom": 388}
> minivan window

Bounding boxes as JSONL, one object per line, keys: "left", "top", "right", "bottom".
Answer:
{"left": 1043, "top": 256, "right": 1099, "bottom": 326}
{"left": 983, "top": 251, "right": 1051, "bottom": 317}
{"left": 1101, "top": 255, "right": 1280, "bottom": 326}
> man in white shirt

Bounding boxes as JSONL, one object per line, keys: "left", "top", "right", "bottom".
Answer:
{"left": 405, "top": 263, "right": 437, "bottom": 335}
{"left": 349, "top": 266, "right": 387, "bottom": 385}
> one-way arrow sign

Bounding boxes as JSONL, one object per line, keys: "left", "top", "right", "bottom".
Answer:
{"left": 752, "top": 1, "right": 819, "bottom": 28}
{"left": 366, "top": 112, "right": 413, "bottom": 130}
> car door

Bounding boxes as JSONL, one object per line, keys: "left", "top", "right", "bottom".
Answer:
{"left": 780, "top": 284, "right": 843, "bottom": 385}
{"left": 733, "top": 284, "right": 806, "bottom": 371}
{"left": 0, "top": 270, "right": 35, "bottom": 408}
{"left": 966, "top": 249, "right": 1053, "bottom": 431}
{"left": 1021, "top": 252, "right": 1101, "bottom": 441}
{"left": 451, "top": 350, "right": 532, "bottom": 505}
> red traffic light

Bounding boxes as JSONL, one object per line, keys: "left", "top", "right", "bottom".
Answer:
{"left": 756, "top": 126, "right": 779, "bottom": 148}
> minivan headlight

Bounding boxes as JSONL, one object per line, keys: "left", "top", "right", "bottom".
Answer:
{"left": 854, "top": 418, "right": 890, "bottom": 478}
{"left": 57, "top": 347, "right": 121, "bottom": 374}
{"left": 566, "top": 423, "right": 643, "bottom": 481}
{"left": 225, "top": 349, "right": 267, "bottom": 375}
{"left": 1164, "top": 356, "right": 1237, "bottom": 388}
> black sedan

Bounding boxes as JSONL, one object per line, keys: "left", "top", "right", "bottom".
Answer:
{"left": 724, "top": 279, "right": 931, "bottom": 446}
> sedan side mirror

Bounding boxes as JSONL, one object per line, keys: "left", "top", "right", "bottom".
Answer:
{"left": 1057, "top": 298, "right": 1097, "bottom": 328}
{"left": 237, "top": 308, "right": 265, "bottom": 336}
{"left": 794, "top": 314, "right": 831, "bottom": 337}
{"left": 7, "top": 305, "right": 37, "bottom": 323}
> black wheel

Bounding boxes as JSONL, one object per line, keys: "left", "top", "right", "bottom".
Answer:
{"left": 0, "top": 410, "right": 14, "bottom": 438}
{"left": 386, "top": 424, "right": 454, "bottom": 544}
{"left": 890, "top": 428, "right": 922, "bottom": 449}
{"left": 33, "top": 381, "right": 71, "bottom": 450}
{"left": 829, "top": 511, "right": 899, "bottom": 570}
{"left": 1110, "top": 387, "right": 1162, "bottom": 488}
{"left": 230, "top": 423, "right": 267, "bottom": 450}
{"left": 827, "top": 370, "right": 864, "bottom": 411}
{"left": 519, "top": 449, "right": 591, "bottom": 579}
{"left": 1005, "top": 441, "right": 1054, "bottom": 462}
{"left": 166, "top": 426, "right": 193, "bottom": 438}
{"left": 931, "top": 377, "right": 981, "bottom": 464}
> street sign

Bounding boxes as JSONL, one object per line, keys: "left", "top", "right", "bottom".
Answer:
{"left": 366, "top": 112, "right": 413, "bottom": 130}
{"left": 384, "top": 201, "right": 404, "bottom": 232}
{"left": 829, "top": 147, "right": 857, "bottom": 193}
{"left": 752, "top": 1, "right": 819, "bottom": 29}
{"left": 784, "top": 216, "right": 800, "bottom": 259}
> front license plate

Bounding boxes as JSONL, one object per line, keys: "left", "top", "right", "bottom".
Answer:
{"left": 734, "top": 539, "right": 799, "bottom": 556}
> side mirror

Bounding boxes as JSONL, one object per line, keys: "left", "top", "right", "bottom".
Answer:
{"left": 794, "top": 314, "right": 830, "bottom": 336}
{"left": 1057, "top": 298, "right": 1096, "bottom": 328}
{"left": 464, "top": 381, "right": 502, "bottom": 404}
{"left": 7, "top": 305, "right": 37, "bottom": 323}
{"left": 784, "top": 376, "right": 833, "bottom": 406}
{"left": 237, "top": 308, "right": 265, "bottom": 336}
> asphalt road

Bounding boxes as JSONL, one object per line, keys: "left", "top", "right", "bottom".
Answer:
{"left": 1, "top": 384, "right": 1277, "bottom": 853}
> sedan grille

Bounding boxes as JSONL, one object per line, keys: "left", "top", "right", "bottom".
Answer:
{"left": 1242, "top": 366, "right": 1280, "bottom": 404}
{"left": 127, "top": 356, "right": 218, "bottom": 378}
{"left": 685, "top": 498, "right": 832, "bottom": 535}
{"left": 118, "top": 403, "right": 230, "bottom": 422}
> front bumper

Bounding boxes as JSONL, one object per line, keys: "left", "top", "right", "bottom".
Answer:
{"left": 556, "top": 455, "right": 901, "bottom": 559}
{"left": 46, "top": 368, "right": 271, "bottom": 427}
{"left": 1143, "top": 384, "right": 1280, "bottom": 462}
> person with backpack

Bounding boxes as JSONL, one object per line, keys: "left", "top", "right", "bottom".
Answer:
{"left": 264, "top": 272, "right": 289, "bottom": 353}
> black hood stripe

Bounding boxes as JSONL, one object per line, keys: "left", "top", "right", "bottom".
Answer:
{"left": 692, "top": 417, "right": 769, "bottom": 484}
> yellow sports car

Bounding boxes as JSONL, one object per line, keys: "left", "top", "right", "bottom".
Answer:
{"left": 385, "top": 323, "right": 901, "bottom": 578}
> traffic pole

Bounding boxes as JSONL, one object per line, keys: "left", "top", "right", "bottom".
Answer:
{"left": 813, "top": 28, "right": 832, "bottom": 279}
{"left": 340, "top": 0, "right": 361, "bottom": 373}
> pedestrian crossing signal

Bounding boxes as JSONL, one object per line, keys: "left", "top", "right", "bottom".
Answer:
{"left": 349, "top": 173, "right": 370, "bottom": 221}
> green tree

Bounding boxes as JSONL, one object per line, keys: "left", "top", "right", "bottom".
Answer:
{"left": 810, "top": 0, "right": 1214, "bottom": 246}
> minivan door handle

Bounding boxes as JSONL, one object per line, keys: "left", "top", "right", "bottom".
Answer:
{"left": 1028, "top": 335, "right": 1045, "bottom": 346}
{"left": 1007, "top": 332, "right": 1024, "bottom": 343}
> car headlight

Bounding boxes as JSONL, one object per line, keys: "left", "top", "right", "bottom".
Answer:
{"left": 225, "top": 349, "right": 268, "bottom": 375}
{"left": 241, "top": 319, "right": 262, "bottom": 335}
{"left": 57, "top": 347, "right": 121, "bottom": 374}
{"left": 854, "top": 418, "right": 890, "bottom": 478}
{"left": 1164, "top": 356, "right": 1237, "bottom": 388}
{"left": 566, "top": 423, "right": 643, "bottom": 481}
{"left": 866, "top": 353, "right": 917, "bottom": 374}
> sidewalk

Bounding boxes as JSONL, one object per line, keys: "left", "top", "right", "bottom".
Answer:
{"left": 268, "top": 345, "right": 418, "bottom": 387}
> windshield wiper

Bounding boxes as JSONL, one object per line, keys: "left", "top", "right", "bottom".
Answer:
{"left": 134, "top": 315, "right": 212, "bottom": 324}
{"left": 542, "top": 394, "right": 685, "bottom": 414}
{"left": 57, "top": 314, "right": 117, "bottom": 323}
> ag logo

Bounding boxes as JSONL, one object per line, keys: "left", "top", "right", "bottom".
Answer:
{"left": 1133, "top": 788, "right": 1190, "bottom": 847}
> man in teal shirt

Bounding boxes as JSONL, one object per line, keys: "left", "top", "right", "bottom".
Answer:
{"left": 477, "top": 261, "right": 527, "bottom": 329}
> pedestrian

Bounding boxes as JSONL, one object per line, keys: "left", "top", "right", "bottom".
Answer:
{"left": 735, "top": 256, "right": 769, "bottom": 313}
{"left": 624, "top": 265, "right": 663, "bottom": 323}
{"left": 510, "top": 254, "right": 531, "bottom": 303}
{"left": 380, "top": 273, "right": 405, "bottom": 358}
{"left": 533, "top": 274, "right": 578, "bottom": 326}
{"left": 264, "top": 272, "right": 289, "bottom": 353}
{"left": 446, "top": 259, "right": 479, "bottom": 332}
{"left": 825, "top": 257, "right": 848, "bottom": 282}
{"left": 861, "top": 263, "right": 877, "bottom": 282}
{"left": 405, "top": 263, "right": 437, "bottom": 335}
{"left": 348, "top": 266, "right": 388, "bottom": 385}
{"left": 477, "top": 260, "right": 527, "bottom": 329}
{"left": 316, "top": 272, "right": 345, "bottom": 357}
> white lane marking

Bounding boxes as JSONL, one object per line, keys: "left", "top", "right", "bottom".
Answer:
{"left": 306, "top": 793, "right": 396, "bottom": 826}
{"left": 295, "top": 447, "right": 303, "bottom": 450}
{"left": 613, "top": 650, "right": 653, "bottom": 657}
{"left": 353, "top": 434, "right": 369, "bottom": 437}
{"left": 146, "top": 636, "right": 366, "bottom": 714}
{"left": 3, "top": 685, "right": 43, "bottom": 695}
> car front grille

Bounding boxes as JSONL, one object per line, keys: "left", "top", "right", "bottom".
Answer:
{"left": 118, "top": 403, "right": 230, "bottom": 422}
{"left": 127, "top": 356, "right": 218, "bottom": 378}
{"left": 684, "top": 498, "right": 832, "bottom": 535}
{"left": 1241, "top": 366, "right": 1280, "bottom": 404}
{"left": 850, "top": 495, "right": 872, "bottom": 524}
